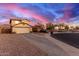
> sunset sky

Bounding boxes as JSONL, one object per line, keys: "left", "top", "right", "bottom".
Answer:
{"left": 0, "top": 3, "right": 79, "bottom": 25}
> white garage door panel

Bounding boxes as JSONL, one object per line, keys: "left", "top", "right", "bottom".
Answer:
{"left": 12, "top": 28, "right": 30, "bottom": 33}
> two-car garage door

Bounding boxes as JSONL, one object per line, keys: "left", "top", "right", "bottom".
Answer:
{"left": 12, "top": 27, "right": 31, "bottom": 33}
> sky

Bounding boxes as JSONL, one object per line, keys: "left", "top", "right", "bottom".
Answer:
{"left": 0, "top": 3, "right": 79, "bottom": 25}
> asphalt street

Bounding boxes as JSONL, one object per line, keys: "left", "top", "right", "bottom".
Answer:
{"left": 52, "top": 33, "right": 79, "bottom": 48}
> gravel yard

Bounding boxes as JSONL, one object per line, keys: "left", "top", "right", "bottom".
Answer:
{"left": 0, "top": 34, "right": 47, "bottom": 56}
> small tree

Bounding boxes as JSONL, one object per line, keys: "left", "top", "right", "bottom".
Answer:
{"left": 75, "top": 26, "right": 79, "bottom": 30}
{"left": 47, "top": 25, "right": 54, "bottom": 32}
{"left": 65, "top": 25, "right": 69, "bottom": 31}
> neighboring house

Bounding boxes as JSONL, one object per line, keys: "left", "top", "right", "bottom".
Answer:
{"left": 10, "top": 18, "right": 32, "bottom": 33}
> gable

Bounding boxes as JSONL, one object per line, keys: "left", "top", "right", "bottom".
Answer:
{"left": 13, "top": 23, "right": 31, "bottom": 28}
